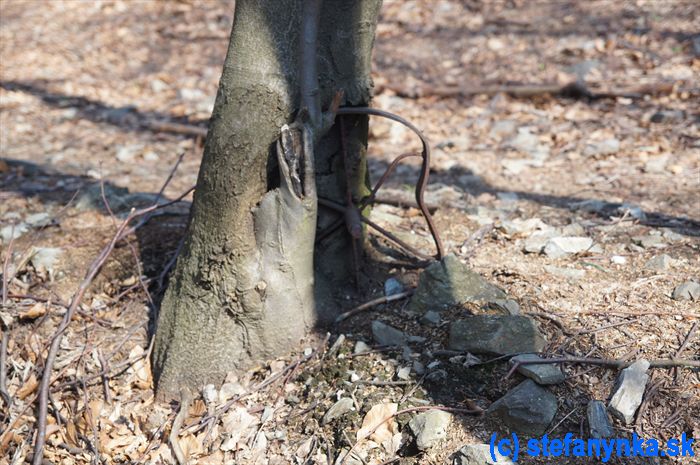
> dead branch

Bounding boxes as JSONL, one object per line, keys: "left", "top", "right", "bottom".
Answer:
{"left": 170, "top": 389, "right": 191, "bottom": 465}
{"left": 505, "top": 356, "right": 700, "bottom": 380}
{"left": 0, "top": 329, "right": 10, "bottom": 407}
{"left": 144, "top": 120, "right": 208, "bottom": 137}
{"left": 334, "top": 290, "right": 413, "bottom": 323}
{"left": 31, "top": 187, "right": 194, "bottom": 465}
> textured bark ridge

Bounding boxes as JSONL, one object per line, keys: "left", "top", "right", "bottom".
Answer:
{"left": 153, "top": 0, "right": 381, "bottom": 397}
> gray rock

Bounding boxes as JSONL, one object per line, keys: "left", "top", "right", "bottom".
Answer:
{"left": 408, "top": 255, "right": 507, "bottom": 314}
{"left": 396, "top": 366, "right": 411, "bottom": 380}
{"left": 543, "top": 236, "right": 593, "bottom": 258}
{"left": 420, "top": 311, "right": 441, "bottom": 326}
{"left": 31, "top": 247, "right": 63, "bottom": 274}
{"left": 384, "top": 277, "right": 404, "bottom": 296}
{"left": 587, "top": 400, "right": 614, "bottom": 438}
{"left": 618, "top": 203, "right": 647, "bottom": 221}
{"left": 322, "top": 398, "right": 355, "bottom": 425}
{"left": 632, "top": 235, "right": 667, "bottom": 249}
{"left": 671, "top": 281, "right": 700, "bottom": 301}
{"left": 661, "top": 229, "right": 684, "bottom": 242}
{"left": 510, "top": 354, "right": 565, "bottom": 385}
{"left": 489, "top": 120, "right": 517, "bottom": 139}
{"left": 0, "top": 222, "right": 29, "bottom": 243}
{"left": 544, "top": 265, "right": 585, "bottom": 280}
{"left": 449, "top": 316, "right": 546, "bottom": 355}
{"left": 608, "top": 359, "right": 650, "bottom": 424}
{"left": 644, "top": 254, "right": 675, "bottom": 271}
{"left": 25, "top": 212, "right": 51, "bottom": 227}
{"left": 522, "top": 230, "right": 558, "bottom": 254}
{"left": 561, "top": 222, "right": 585, "bottom": 236}
{"left": 453, "top": 444, "right": 514, "bottom": 465}
{"left": 487, "top": 380, "right": 557, "bottom": 435}
{"left": 482, "top": 299, "right": 521, "bottom": 315}
{"left": 583, "top": 138, "right": 620, "bottom": 157}
{"left": 353, "top": 340, "right": 371, "bottom": 354}
{"left": 371, "top": 321, "right": 407, "bottom": 346}
{"left": 408, "top": 409, "right": 452, "bottom": 450}
{"left": 650, "top": 110, "right": 685, "bottom": 124}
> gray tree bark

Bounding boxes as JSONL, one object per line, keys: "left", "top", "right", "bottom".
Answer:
{"left": 152, "top": 0, "right": 381, "bottom": 397}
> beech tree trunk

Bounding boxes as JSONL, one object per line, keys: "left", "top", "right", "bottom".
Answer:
{"left": 152, "top": 0, "right": 381, "bottom": 397}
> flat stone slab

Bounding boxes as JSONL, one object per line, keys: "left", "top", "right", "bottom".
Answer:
{"left": 510, "top": 354, "right": 565, "bottom": 385}
{"left": 587, "top": 400, "right": 614, "bottom": 438}
{"left": 453, "top": 444, "right": 514, "bottom": 465}
{"left": 543, "top": 236, "right": 593, "bottom": 258}
{"left": 608, "top": 359, "right": 650, "bottom": 424}
{"left": 408, "top": 255, "right": 506, "bottom": 314}
{"left": 371, "top": 321, "right": 407, "bottom": 347}
{"left": 487, "top": 380, "right": 557, "bottom": 436}
{"left": 449, "top": 316, "right": 546, "bottom": 355}
{"left": 408, "top": 409, "right": 452, "bottom": 450}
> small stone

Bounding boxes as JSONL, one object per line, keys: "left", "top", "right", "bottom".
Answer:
{"left": 413, "top": 360, "right": 425, "bottom": 375}
{"left": 587, "top": 400, "right": 614, "bottom": 438}
{"left": 632, "top": 235, "right": 667, "bottom": 249}
{"left": 661, "top": 229, "right": 684, "bottom": 242}
{"left": 544, "top": 265, "right": 585, "bottom": 280}
{"left": 115, "top": 144, "right": 142, "bottom": 163}
{"left": 522, "top": 230, "right": 558, "bottom": 254}
{"left": 1, "top": 223, "right": 29, "bottom": 243}
{"left": 409, "top": 255, "right": 507, "bottom": 314}
{"left": 618, "top": 203, "right": 646, "bottom": 221}
{"left": 453, "top": 444, "right": 514, "bottom": 465}
{"left": 31, "top": 247, "right": 63, "bottom": 274}
{"left": 487, "top": 380, "right": 558, "bottom": 435}
{"left": 219, "top": 382, "right": 246, "bottom": 402}
{"left": 650, "top": 110, "right": 684, "bottom": 124}
{"left": 482, "top": 299, "right": 520, "bottom": 315}
{"left": 354, "top": 340, "right": 371, "bottom": 354}
{"left": 608, "top": 359, "right": 650, "bottom": 424}
{"left": 25, "top": 212, "right": 51, "bottom": 227}
{"left": 408, "top": 410, "right": 452, "bottom": 450}
{"left": 671, "top": 281, "right": 700, "bottom": 301}
{"left": 420, "top": 311, "right": 441, "bottom": 326}
{"left": 371, "top": 321, "right": 408, "bottom": 347}
{"left": 498, "top": 218, "right": 548, "bottom": 237}
{"left": 384, "top": 277, "right": 404, "bottom": 297}
{"left": 543, "top": 236, "right": 593, "bottom": 258}
{"left": 202, "top": 384, "right": 218, "bottom": 405}
{"left": 510, "top": 354, "right": 566, "bottom": 385}
{"left": 322, "top": 398, "right": 355, "bottom": 425}
{"left": 396, "top": 366, "right": 411, "bottom": 380}
{"left": 644, "top": 254, "right": 675, "bottom": 271}
{"left": 449, "top": 316, "right": 546, "bottom": 355}
{"left": 611, "top": 255, "right": 627, "bottom": 265}
{"left": 561, "top": 222, "right": 585, "bottom": 236}
{"left": 583, "top": 138, "right": 620, "bottom": 157}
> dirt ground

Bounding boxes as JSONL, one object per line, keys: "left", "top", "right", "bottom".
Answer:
{"left": 1, "top": 1, "right": 699, "bottom": 464}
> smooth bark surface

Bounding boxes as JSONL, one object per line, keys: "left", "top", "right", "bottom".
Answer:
{"left": 153, "top": 0, "right": 381, "bottom": 397}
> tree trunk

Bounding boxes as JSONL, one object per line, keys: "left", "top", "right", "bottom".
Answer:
{"left": 152, "top": 0, "right": 381, "bottom": 397}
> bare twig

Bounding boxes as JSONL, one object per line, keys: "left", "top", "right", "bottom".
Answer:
{"left": 335, "top": 290, "right": 413, "bottom": 323}
{"left": 505, "top": 356, "right": 700, "bottom": 380}
{"left": 31, "top": 187, "right": 194, "bottom": 465}
{"left": 144, "top": 120, "right": 208, "bottom": 137}
{"left": 0, "top": 328, "right": 10, "bottom": 407}
{"left": 2, "top": 226, "right": 15, "bottom": 306}
{"left": 170, "top": 389, "right": 192, "bottom": 465}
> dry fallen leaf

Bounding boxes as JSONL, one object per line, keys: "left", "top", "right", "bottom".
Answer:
{"left": 19, "top": 302, "right": 47, "bottom": 320}
{"left": 357, "top": 403, "right": 398, "bottom": 445}
{"left": 16, "top": 374, "right": 38, "bottom": 399}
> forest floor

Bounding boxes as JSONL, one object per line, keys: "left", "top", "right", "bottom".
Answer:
{"left": 1, "top": 1, "right": 699, "bottom": 464}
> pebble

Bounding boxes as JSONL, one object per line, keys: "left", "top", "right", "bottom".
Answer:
{"left": 632, "top": 235, "right": 667, "bottom": 249}
{"left": 371, "top": 321, "right": 408, "bottom": 347}
{"left": 510, "top": 354, "right": 566, "bottom": 385}
{"left": 671, "top": 281, "right": 700, "bottom": 301}
{"left": 453, "top": 444, "right": 514, "bottom": 465}
{"left": 322, "top": 398, "right": 355, "bottom": 425}
{"left": 543, "top": 236, "right": 593, "bottom": 258}
{"left": 544, "top": 265, "right": 585, "bottom": 280}
{"left": 644, "top": 254, "right": 675, "bottom": 271}
{"left": 608, "top": 359, "right": 650, "bottom": 424}
{"left": 396, "top": 366, "right": 411, "bottom": 380}
{"left": 384, "top": 277, "right": 404, "bottom": 296}
{"left": 583, "top": 138, "right": 620, "bottom": 157}
{"left": 353, "top": 341, "right": 371, "bottom": 354}
{"left": 408, "top": 410, "right": 452, "bottom": 450}
{"left": 611, "top": 255, "right": 627, "bottom": 265}
{"left": 420, "top": 311, "right": 441, "bottom": 326}
{"left": 587, "top": 400, "right": 614, "bottom": 438}
{"left": 449, "top": 316, "right": 546, "bottom": 355}
{"left": 487, "top": 380, "right": 558, "bottom": 435}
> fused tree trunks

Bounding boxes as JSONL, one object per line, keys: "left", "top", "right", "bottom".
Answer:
{"left": 153, "top": 0, "right": 381, "bottom": 397}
